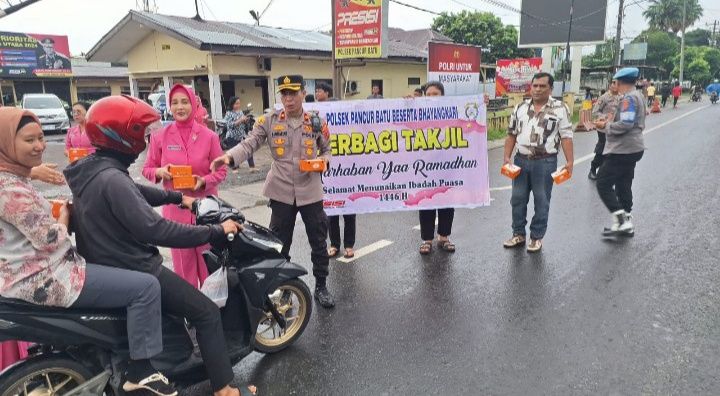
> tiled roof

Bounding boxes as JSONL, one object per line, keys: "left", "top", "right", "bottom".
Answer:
{"left": 135, "top": 11, "right": 432, "bottom": 59}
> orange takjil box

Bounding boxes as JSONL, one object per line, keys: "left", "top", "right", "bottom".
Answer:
{"left": 552, "top": 168, "right": 571, "bottom": 185}
{"left": 501, "top": 164, "right": 521, "bottom": 179}
{"left": 68, "top": 148, "right": 89, "bottom": 163}
{"left": 49, "top": 200, "right": 72, "bottom": 219}
{"left": 169, "top": 166, "right": 195, "bottom": 189}
{"left": 299, "top": 159, "right": 326, "bottom": 172}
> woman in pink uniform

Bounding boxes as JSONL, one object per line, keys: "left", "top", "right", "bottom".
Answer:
{"left": 142, "top": 85, "right": 227, "bottom": 287}
{"left": 64, "top": 101, "right": 95, "bottom": 156}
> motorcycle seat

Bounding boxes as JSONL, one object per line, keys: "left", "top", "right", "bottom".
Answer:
{"left": 0, "top": 296, "right": 124, "bottom": 315}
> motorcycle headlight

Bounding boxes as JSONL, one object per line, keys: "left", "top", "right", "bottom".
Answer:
{"left": 253, "top": 237, "right": 283, "bottom": 253}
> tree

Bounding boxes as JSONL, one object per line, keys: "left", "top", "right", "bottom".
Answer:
{"left": 671, "top": 46, "right": 720, "bottom": 84}
{"left": 431, "top": 11, "right": 533, "bottom": 65}
{"left": 685, "top": 29, "right": 712, "bottom": 46}
{"left": 643, "top": 0, "right": 703, "bottom": 34}
{"left": 583, "top": 39, "right": 615, "bottom": 68}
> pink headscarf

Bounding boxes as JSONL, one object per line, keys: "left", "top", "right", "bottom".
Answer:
{"left": 169, "top": 84, "right": 198, "bottom": 129}
{"left": 0, "top": 107, "right": 41, "bottom": 178}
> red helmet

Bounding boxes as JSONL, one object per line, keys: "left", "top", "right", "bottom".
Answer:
{"left": 86, "top": 95, "right": 161, "bottom": 155}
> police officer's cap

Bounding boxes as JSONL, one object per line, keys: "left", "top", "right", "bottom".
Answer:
{"left": 40, "top": 37, "right": 55, "bottom": 44}
{"left": 276, "top": 75, "right": 304, "bottom": 92}
{"left": 613, "top": 67, "right": 640, "bottom": 82}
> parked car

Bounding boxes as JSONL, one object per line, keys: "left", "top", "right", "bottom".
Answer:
{"left": 21, "top": 93, "right": 70, "bottom": 134}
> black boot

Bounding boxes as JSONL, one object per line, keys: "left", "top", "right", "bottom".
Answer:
{"left": 314, "top": 281, "right": 335, "bottom": 308}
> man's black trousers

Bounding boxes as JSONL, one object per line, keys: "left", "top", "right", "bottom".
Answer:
{"left": 269, "top": 200, "right": 329, "bottom": 279}
{"left": 596, "top": 151, "right": 644, "bottom": 213}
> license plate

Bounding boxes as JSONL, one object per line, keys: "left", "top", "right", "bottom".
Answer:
{"left": 42, "top": 124, "right": 56, "bottom": 131}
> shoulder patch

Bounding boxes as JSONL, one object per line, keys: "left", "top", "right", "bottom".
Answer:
{"left": 619, "top": 96, "right": 637, "bottom": 124}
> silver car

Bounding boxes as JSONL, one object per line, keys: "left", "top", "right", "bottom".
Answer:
{"left": 22, "top": 93, "right": 70, "bottom": 134}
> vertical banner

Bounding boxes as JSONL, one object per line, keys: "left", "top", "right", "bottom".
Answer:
{"left": 0, "top": 31, "right": 72, "bottom": 78}
{"left": 495, "top": 57, "right": 543, "bottom": 97}
{"left": 427, "top": 42, "right": 482, "bottom": 96}
{"left": 334, "top": 0, "right": 389, "bottom": 59}
{"left": 306, "top": 96, "right": 490, "bottom": 216}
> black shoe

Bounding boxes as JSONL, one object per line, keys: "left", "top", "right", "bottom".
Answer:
{"left": 588, "top": 169, "right": 597, "bottom": 180}
{"left": 314, "top": 286, "right": 335, "bottom": 308}
{"left": 123, "top": 372, "right": 177, "bottom": 396}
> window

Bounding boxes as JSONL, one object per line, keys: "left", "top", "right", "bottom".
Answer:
{"left": 370, "top": 79, "right": 383, "bottom": 95}
{"left": 408, "top": 77, "right": 421, "bottom": 86}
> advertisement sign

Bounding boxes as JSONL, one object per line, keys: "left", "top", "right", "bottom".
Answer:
{"left": 623, "top": 43, "right": 648, "bottom": 61}
{"left": 306, "top": 96, "right": 490, "bottom": 216}
{"left": 495, "top": 57, "right": 543, "bottom": 97}
{"left": 334, "top": 0, "right": 389, "bottom": 59}
{"left": 518, "top": 0, "right": 608, "bottom": 47}
{"left": 427, "top": 42, "right": 482, "bottom": 96}
{"left": 0, "top": 31, "right": 72, "bottom": 78}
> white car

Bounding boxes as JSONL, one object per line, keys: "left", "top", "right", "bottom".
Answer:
{"left": 22, "top": 93, "right": 70, "bottom": 134}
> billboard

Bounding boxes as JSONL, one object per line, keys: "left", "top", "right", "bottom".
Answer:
{"left": 495, "top": 57, "right": 543, "bottom": 97}
{"left": 518, "top": 0, "right": 608, "bottom": 47}
{"left": 334, "top": 0, "right": 389, "bottom": 59}
{"left": 427, "top": 42, "right": 482, "bottom": 96}
{"left": 0, "top": 31, "right": 72, "bottom": 78}
{"left": 623, "top": 43, "right": 648, "bottom": 61}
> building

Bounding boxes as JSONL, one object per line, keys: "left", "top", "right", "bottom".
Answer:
{"left": 87, "top": 10, "right": 452, "bottom": 118}
{"left": 0, "top": 57, "right": 150, "bottom": 107}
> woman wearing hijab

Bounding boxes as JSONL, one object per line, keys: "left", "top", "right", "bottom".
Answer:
{"left": 142, "top": 84, "right": 227, "bottom": 287}
{"left": 0, "top": 107, "right": 177, "bottom": 395}
{"left": 194, "top": 95, "right": 209, "bottom": 125}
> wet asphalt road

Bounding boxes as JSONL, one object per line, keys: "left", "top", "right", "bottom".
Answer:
{"left": 41, "top": 102, "right": 720, "bottom": 395}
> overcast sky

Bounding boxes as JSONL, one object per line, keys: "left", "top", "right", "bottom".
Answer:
{"left": 2, "top": 0, "right": 719, "bottom": 56}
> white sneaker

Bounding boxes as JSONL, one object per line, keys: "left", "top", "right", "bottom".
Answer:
{"left": 603, "top": 210, "right": 634, "bottom": 237}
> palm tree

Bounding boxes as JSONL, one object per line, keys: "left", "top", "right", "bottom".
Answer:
{"left": 643, "top": 0, "right": 703, "bottom": 34}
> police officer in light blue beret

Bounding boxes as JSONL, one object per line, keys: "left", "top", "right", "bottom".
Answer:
{"left": 592, "top": 67, "right": 646, "bottom": 238}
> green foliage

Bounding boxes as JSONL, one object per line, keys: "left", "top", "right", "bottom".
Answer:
{"left": 643, "top": 0, "right": 703, "bottom": 34}
{"left": 431, "top": 11, "right": 533, "bottom": 65}
{"left": 685, "top": 29, "right": 712, "bottom": 46}
{"left": 583, "top": 39, "right": 615, "bottom": 68}
{"left": 671, "top": 46, "right": 720, "bottom": 85}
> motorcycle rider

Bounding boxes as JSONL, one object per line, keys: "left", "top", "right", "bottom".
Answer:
{"left": 0, "top": 107, "right": 176, "bottom": 396}
{"left": 62, "top": 96, "right": 256, "bottom": 396}
{"left": 705, "top": 79, "right": 720, "bottom": 102}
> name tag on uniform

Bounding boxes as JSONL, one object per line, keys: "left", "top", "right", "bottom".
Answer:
{"left": 167, "top": 145, "right": 182, "bottom": 151}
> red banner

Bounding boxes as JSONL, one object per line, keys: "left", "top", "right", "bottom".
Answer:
{"left": 334, "top": 0, "right": 388, "bottom": 59}
{"left": 495, "top": 58, "right": 542, "bottom": 97}
{"left": 0, "top": 31, "right": 72, "bottom": 78}
{"left": 428, "top": 42, "right": 481, "bottom": 73}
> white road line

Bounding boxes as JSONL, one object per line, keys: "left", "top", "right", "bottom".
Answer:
{"left": 336, "top": 239, "right": 394, "bottom": 263}
{"left": 488, "top": 105, "right": 710, "bottom": 191}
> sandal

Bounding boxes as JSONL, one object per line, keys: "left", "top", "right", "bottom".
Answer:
{"left": 328, "top": 246, "right": 339, "bottom": 257}
{"left": 240, "top": 385, "right": 258, "bottom": 396}
{"left": 344, "top": 247, "right": 355, "bottom": 259}
{"left": 437, "top": 240, "right": 456, "bottom": 253}
{"left": 419, "top": 241, "right": 432, "bottom": 255}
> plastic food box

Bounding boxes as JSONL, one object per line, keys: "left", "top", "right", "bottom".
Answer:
{"left": 169, "top": 166, "right": 195, "bottom": 189}
{"left": 552, "top": 168, "right": 571, "bottom": 184}
{"left": 299, "top": 159, "right": 326, "bottom": 172}
{"left": 501, "top": 163, "right": 521, "bottom": 179}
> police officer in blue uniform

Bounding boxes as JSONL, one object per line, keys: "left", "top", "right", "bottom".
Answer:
{"left": 592, "top": 67, "right": 646, "bottom": 237}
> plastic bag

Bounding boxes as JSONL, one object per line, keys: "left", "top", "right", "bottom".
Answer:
{"left": 200, "top": 267, "right": 228, "bottom": 308}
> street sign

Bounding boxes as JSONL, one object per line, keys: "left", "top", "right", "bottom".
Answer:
{"left": 333, "top": 0, "right": 389, "bottom": 59}
{"left": 623, "top": 43, "right": 648, "bottom": 61}
{"left": 0, "top": 31, "right": 72, "bottom": 78}
{"left": 427, "top": 42, "right": 482, "bottom": 96}
{"left": 518, "top": 0, "right": 608, "bottom": 47}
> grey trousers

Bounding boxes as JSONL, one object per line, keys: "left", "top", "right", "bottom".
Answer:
{"left": 71, "top": 264, "right": 162, "bottom": 360}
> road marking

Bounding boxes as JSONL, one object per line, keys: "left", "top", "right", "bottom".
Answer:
{"left": 488, "top": 105, "right": 710, "bottom": 191}
{"left": 336, "top": 239, "right": 394, "bottom": 263}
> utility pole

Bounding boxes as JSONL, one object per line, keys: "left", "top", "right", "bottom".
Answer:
{"left": 712, "top": 20, "right": 717, "bottom": 47}
{"left": 679, "top": 0, "right": 687, "bottom": 85}
{"left": 614, "top": 0, "right": 625, "bottom": 69}
{"left": 560, "top": 0, "right": 575, "bottom": 93}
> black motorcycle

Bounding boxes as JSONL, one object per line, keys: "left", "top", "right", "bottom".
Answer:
{"left": 710, "top": 91, "right": 718, "bottom": 104}
{"left": 0, "top": 196, "right": 312, "bottom": 395}
{"left": 691, "top": 91, "right": 702, "bottom": 102}
{"left": 218, "top": 104, "right": 255, "bottom": 151}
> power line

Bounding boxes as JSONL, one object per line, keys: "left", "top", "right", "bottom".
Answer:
{"left": 389, "top": 0, "right": 440, "bottom": 15}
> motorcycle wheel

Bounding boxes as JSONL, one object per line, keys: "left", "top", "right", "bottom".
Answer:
{"left": 254, "top": 278, "right": 312, "bottom": 354}
{"left": 0, "top": 356, "right": 94, "bottom": 396}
